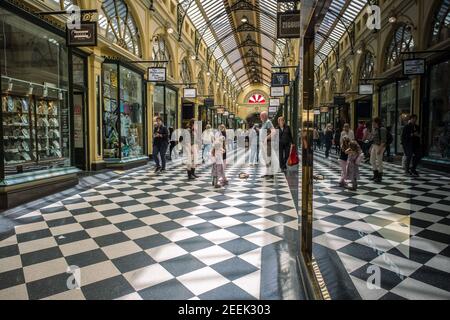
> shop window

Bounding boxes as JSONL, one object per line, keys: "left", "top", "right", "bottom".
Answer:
{"left": 385, "top": 24, "right": 415, "bottom": 71}
{"left": 430, "top": 0, "right": 450, "bottom": 46}
{"left": 151, "top": 35, "right": 173, "bottom": 78}
{"left": 428, "top": 61, "right": 450, "bottom": 161}
{"left": 359, "top": 51, "right": 375, "bottom": 80}
{"left": 0, "top": 7, "right": 71, "bottom": 177}
{"left": 98, "top": 0, "right": 142, "bottom": 57}
{"left": 102, "top": 62, "right": 144, "bottom": 160}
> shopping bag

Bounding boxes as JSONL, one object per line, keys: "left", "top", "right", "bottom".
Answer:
{"left": 287, "top": 145, "right": 299, "bottom": 166}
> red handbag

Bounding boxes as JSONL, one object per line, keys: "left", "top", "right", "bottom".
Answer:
{"left": 287, "top": 145, "right": 299, "bottom": 166}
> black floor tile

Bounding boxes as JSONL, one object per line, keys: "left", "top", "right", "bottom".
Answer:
{"left": 64, "top": 248, "right": 109, "bottom": 268}
{"left": 20, "top": 246, "right": 63, "bottom": 267}
{"left": 0, "top": 268, "right": 25, "bottom": 291}
{"left": 138, "top": 279, "right": 194, "bottom": 300}
{"left": 176, "top": 236, "right": 215, "bottom": 252}
{"left": 134, "top": 234, "right": 171, "bottom": 250}
{"left": 211, "top": 257, "right": 258, "bottom": 281}
{"left": 112, "top": 251, "right": 155, "bottom": 274}
{"left": 160, "top": 254, "right": 206, "bottom": 277}
{"left": 81, "top": 275, "right": 134, "bottom": 300}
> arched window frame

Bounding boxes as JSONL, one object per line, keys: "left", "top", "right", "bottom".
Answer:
{"left": 430, "top": 0, "right": 450, "bottom": 46}
{"left": 359, "top": 51, "right": 375, "bottom": 80}
{"left": 342, "top": 66, "right": 353, "bottom": 93}
{"left": 385, "top": 23, "right": 415, "bottom": 71}
{"left": 98, "top": 0, "right": 142, "bottom": 57}
{"left": 180, "top": 58, "right": 192, "bottom": 84}
{"left": 152, "top": 35, "right": 173, "bottom": 78}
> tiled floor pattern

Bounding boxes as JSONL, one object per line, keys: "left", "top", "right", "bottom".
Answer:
{"left": 0, "top": 154, "right": 302, "bottom": 300}
{"left": 312, "top": 150, "right": 450, "bottom": 300}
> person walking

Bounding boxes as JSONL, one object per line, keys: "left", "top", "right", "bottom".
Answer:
{"left": 370, "top": 117, "right": 387, "bottom": 183}
{"left": 340, "top": 123, "right": 355, "bottom": 146}
{"left": 186, "top": 119, "right": 199, "bottom": 179}
{"left": 278, "top": 116, "right": 293, "bottom": 172}
{"left": 385, "top": 126, "right": 394, "bottom": 162}
{"left": 319, "top": 126, "right": 324, "bottom": 150}
{"left": 168, "top": 127, "right": 176, "bottom": 161}
{"left": 216, "top": 124, "right": 229, "bottom": 185}
{"left": 324, "top": 124, "right": 334, "bottom": 158}
{"left": 153, "top": 116, "right": 169, "bottom": 173}
{"left": 339, "top": 137, "right": 351, "bottom": 187}
{"left": 362, "top": 122, "right": 373, "bottom": 163}
{"left": 313, "top": 127, "right": 320, "bottom": 151}
{"left": 259, "top": 111, "right": 276, "bottom": 179}
{"left": 355, "top": 121, "right": 366, "bottom": 150}
{"left": 334, "top": 126, "right": 342, "bottom": 155}
{"left": 249, "top": 123, "right": 259, "bottom": 166}
{"left": 202, "top": 124, "right": 214, "bottom": 164}
{"left": 401, "top": 114, "right": 422, "bottom": 177}
{"left": 346, "top": 141, "right": 364, "bottom": 191}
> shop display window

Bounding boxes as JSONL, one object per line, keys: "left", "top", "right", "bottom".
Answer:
{"left": 102, "top": 61, "right": 144, "bottom": 160}
{"left": 428, "top": 61, "right": 450, "bottom": 162}
{"left": 0, "top": 7, "right": 71, "bottom": 178}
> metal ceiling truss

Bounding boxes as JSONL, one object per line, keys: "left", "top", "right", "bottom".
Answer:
{"left": 177, "top": 0, "right": 195, "bottom": 42}
{"left": 326, "top": 8, "right": 356, "bottom": 54}
{"left": 204, "top": 22, "right": 284, "bottom": 65}
{"left": 316, "top": 30, "right": 340, "bottom": 68}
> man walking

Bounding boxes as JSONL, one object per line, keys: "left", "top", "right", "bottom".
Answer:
{"left": 153, "top": 116, "right": 169, "bottom": 173}
{"left": 370, "top": 117, "right": 387, "bottom": 183}
{"left": 402, "top": 114, "right": 422, "bottom": 177}
{"left": 259, "top": 111, "right": 276, "bottom": 179}
{"left": 278, "top": 116, "right": 293, "bottom": 172}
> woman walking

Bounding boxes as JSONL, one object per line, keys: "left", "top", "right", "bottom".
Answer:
{"left": 339, "top": 137, "right": 351, "bottom": 187}
{"left": 186, "top": 119, "right": 199, "bottom": 180}
{"left": 215, "top": 124, "right": 229, "bottom": 185}
{"left": 324, "top": 124, "right": 334, "bottom": 158}
{"left": 249, "top": 124, "right": 259, "bottom": 166}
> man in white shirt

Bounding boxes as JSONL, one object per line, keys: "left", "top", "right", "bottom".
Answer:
{"left": 259, "top": 111, "right": 277, "bottom": 179}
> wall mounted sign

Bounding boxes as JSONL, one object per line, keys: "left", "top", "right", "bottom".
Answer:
{"left": 248, "top": 93, "right": 266, "bottom": 104}
{"left": 403, "top": 59, "right": 426, "bottom": 76}
{"left": 271, "top": 72, "right": 289, "bottom": 86}
{"left": 271, "top": 86, "right": 285, "bottom": 97}
{"left": 223, "top": 111, "right": 229, "bottom": 117}
{"left": 314, "top": 109, "right": 321, "bottom": 115}
{"left": 268, "top": 106, "right": 278, "bottom": 113}
{"left": 204, "top": 98, "right": 214, "bottom": 108}
{"left": 277, "top": 11, "right": 301, "bottom": 39}
{"left": 148, "top": 67, "right": 166, "bottom": 82}
{"left": 216, "top": 106, "right": 225, "bottom": 114}
{"left": 320, "top": 106, "right": 329, "bottom": 113}
{"left": 66, "top": 22, "right": 97, "bottom": 47}
{"left": 183, "top": 88, "right": 197, "bottom": 99}
{"left": 270, "top": 98, "right": 281, "bottom": 107}
{"left": 358, "top": 84, "right": 374, "bottom": 95}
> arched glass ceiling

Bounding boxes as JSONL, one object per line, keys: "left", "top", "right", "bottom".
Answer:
{"left": 314, "top": 0, "right": 367, "bottom": 69}
{"left": 182, "top": 0, "right": 288, "bottom": 90}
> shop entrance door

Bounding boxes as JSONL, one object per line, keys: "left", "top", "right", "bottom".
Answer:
{"left": 355, "top": 98, "right": 372, "bottom": 129}
{"left": 73, "top": 92, "right": 87, "bottom": 170}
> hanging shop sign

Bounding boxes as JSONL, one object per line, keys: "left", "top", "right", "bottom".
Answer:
{"left": 183, "top": 88, "right": 197, "bottom": 99}
{"left": 333, "top": 96, "right": 346, "bottom": 106}
{"left": 66, "top": 22, "right": 97, "bottom": 47}
{"left": 229, "top": 113, "right": 235, "bottom": 119}
{"left": 216, "top": 106, "right": 225, "bottom": 114}
{"left": 403, "top": 59, "right": 426, "bottom": 76}
{"left": 271, "top": 86, "right": 285, "bottom": 97}
{"left": 148, "top": 67, "right": 166, "bottom": 82}
{"left": 271, "top": 72, "right": 289, "bottom": 86}
{"left": 204, "top": 98, "right": 214, "bottom": 108}
{"left": 314, "top": 109, "right": 321, "bottom": 115}
{"left": 223, "top": 111, "right": 230, "bottom": 117}
{"left": 269, "top": 106, "right": 278, "bottom": 113}
{"left": 270, "top": 98, "right": 281, "bottom": 107}
{"left": 320, "top": 106, "right": 329, "bottom": 113}
{"left": 358, "top": 84, "right": 374, "bottom": 95}
{"left": 277, "top": 11, "right": 301, "bottom": 39}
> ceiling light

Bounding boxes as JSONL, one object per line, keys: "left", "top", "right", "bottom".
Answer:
{"left": 357, "top": 48, "right": 363, "bottom": 55}
{"left": 167, "top": 27, "right": 174, "bottom": 34}
{"left": 337, "top": 67, "right": 342, "bottom": 72}
{"left": 325, "top": 79, "right": 329, "bottom": 84}
{"left": 241, "top": 16, "right": 248, "bottom": 23}
{"left": 389, "top": 16, "right": 397, "bottom": 24}
{"left": 206, "top": 71, "right": 211, "bottom": 76}
{"left": 191, "top": 55, "right": 196, "bottom": 60}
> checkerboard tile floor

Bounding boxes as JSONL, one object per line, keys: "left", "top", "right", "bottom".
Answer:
{"left": 0, "top": 155, "right": 301, "bottom": 300}
{"left": 312, "top": 150, "right": 450, "bottom": 300}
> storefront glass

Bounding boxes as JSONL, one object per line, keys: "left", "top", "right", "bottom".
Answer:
{"left": 0, "top": 7, "right": 71, "bottom": 177}
{"left": 154, "top": 86, "right": 164, "bottom": 119}
{"left": 380, "top": 80, "right": 411, "bottom": 154}
{"left": 166, "top": 87, "right": 177, "bottom": 130}
{"left": 428, "top": 60, "right": 450, "bottom": 162}
{"left": 103, "top": 62, "right": 144, "bottom": 160}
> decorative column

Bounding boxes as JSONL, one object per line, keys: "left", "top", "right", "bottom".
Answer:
{"left": 147, "top": 83, "right": 155, "bottom": 157}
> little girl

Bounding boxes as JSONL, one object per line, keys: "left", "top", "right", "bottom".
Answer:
{"left": 339, "top": 137, "right": 351, "bottom": 187}
{"left": 211, "top": 139, "right": 226, "bottom": 188}
{"left": 346, "top": 141, "right": 364, "bottom": 191}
